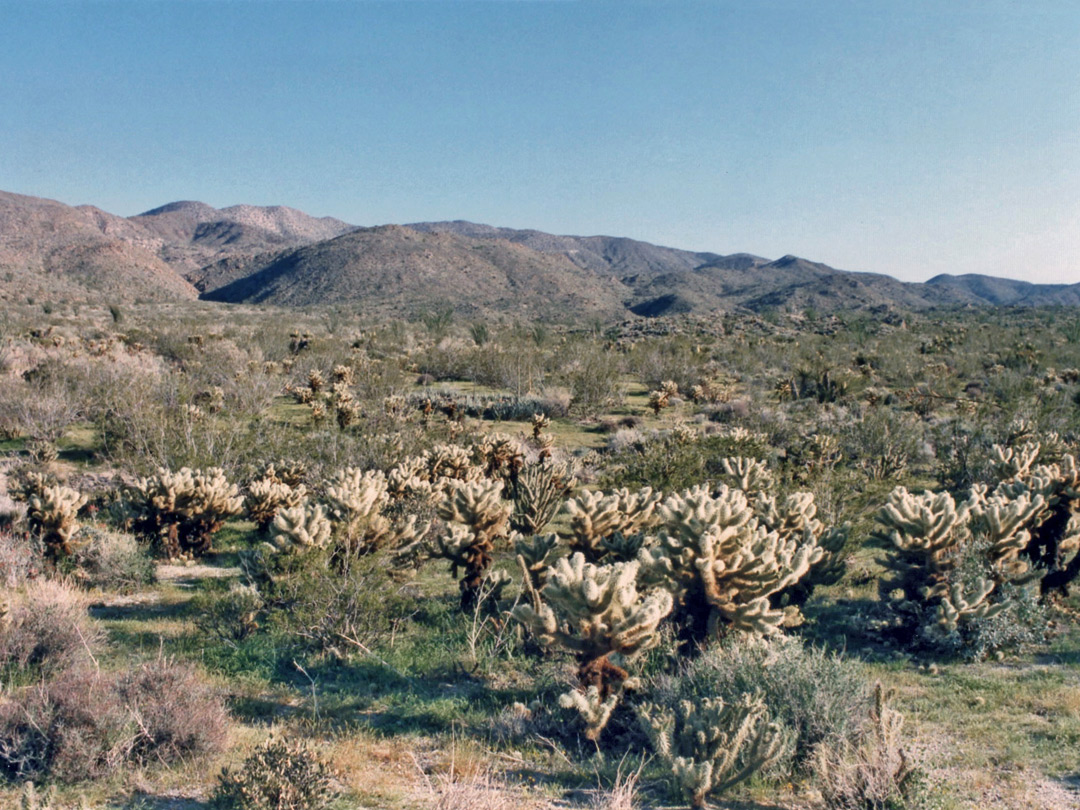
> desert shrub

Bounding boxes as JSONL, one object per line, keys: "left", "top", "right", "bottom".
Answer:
{"left": 560, "top": 343, "right": 623, "bottom": 416}
{"left": 0, "top": 666, "right": 129, "bottom": 782}
{"left": 0, "top": 529, "right": 42, "bottom": 588}
{"left": 192, "top": 582, "right": 265, "bottom": 648}
{"left": 602, "top": 432, "right": 769, "bottom": 493}
{"left": 114, "top": 655, "right": 229, "bottom": 765}
{"left": 69, "top": 526, "right": 155, "bottom": 592}
{"left": 265, "top": 550, "right": 415, "bottom": 660}
{"left": 0, "top": 579, "right": 103, "bottom": 682}
{"left": 814, "top": 684, "right": 925, "bottom": 810}
{"left": 210, "top": 735, "right": 337, "bottom": 810}
{"left": 649, "top": 636, "right": 872, "bottom": 775}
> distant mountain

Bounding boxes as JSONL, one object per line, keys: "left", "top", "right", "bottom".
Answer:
{"left": 925, "top": 274, "right": 1080, "bottom": 307}
{"left": 131, "top": 200, "right": 355, "bottom": 276}
{"left": 3, "top": 189, "right": 1079, "bottom": 315}
{"left": 201, "top": 225, "right": 627, "bottom": 318}
{"left": 0, "top": 190, "right": 197, "bottom": 303}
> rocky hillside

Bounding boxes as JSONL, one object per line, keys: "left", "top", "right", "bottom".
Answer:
{"left": 3, "top": 189, "right": 1078, "bottom": 315}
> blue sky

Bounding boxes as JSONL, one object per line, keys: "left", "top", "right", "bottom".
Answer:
{"left": 1, "top": 1, "right": 1077, "bottom": 283}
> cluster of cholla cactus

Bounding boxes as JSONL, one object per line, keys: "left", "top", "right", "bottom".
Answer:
{"left": 510, "top": 460, "right": 575, "bottom": 535}
{"left": 878, "top": 440, "right": 1080, "bottom": 642}
{"left": 27, "top": 483, "right": 88, "bottom": 563}
{"left": 512, "top": 553, "right": 673, "bottom": 739}
{"left": 475, "top": 432, "right": 525, "bottom": 482}
{"left": 324, "top": 467, "right": 428, "bottom": 557}
{"left": 636, "top": 694, "right": 785, "bottom": 808}
{"left": 638, "top": 484, "right": 825, "bottom": 644}
{"left": 245, "top": 464, "right": 308, "bottom": 532}
{"left": 875, "top": 485, "right": 1033, "bottom": 642}
{"left": 690, "top": 374, "right": 736, "bottom": 404}
{"left": 271, "top": 502, "right": 333, "bottom": 552}
{"left": 386, "top": 442, "right": 482, "bottom": 504}
{"left": 648, "top": 380, "right": 680, "bottom": 415}
{"left": 427, "top": 478, "right": 512, "bottom": 609}
{"left": 130, "top": 467, "right": 244, "bottom": 557}
{"left": 562, "top": 486, "right": 662, "bottom": 563}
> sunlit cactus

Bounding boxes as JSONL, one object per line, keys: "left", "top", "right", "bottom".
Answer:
{"left": 131, "top": 467, "right": 243, "bottom": 557}
{"left": 430, "top": 478, "right": 512, "bottom": 609}
{"left": 272, "top": 503, "right": 332, "bottom": 551}
{"left": 637, "top": 694, "right": 784, "bottom": 808}
{"left": 639, "top": 484, "right": 823, "bottom": 643}
{"left": 562, "top": 486, "right": 662, "bottom": 563}
{"left": 28, "top": 484, "right": 88, "bottom": 562}
{"left": 512, "top": 552, "right": 673, "bottom": 739}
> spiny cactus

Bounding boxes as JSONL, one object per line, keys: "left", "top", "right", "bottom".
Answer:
{"left": 246, "top": 467, "right": 307, "bottom": 532}
{"left": 272, "top": 503, "right": 332, "bottom": 551}
{"left": 512, "top": 552, "right": 673, "bottom": 739}
{"left": 131, "top": 467, "right": 244, "bottom": 557}
{"left": 562, "top": 486, "right": 662, "bottom": 563}
{"left": 473, "top": 432, "right": 525, "bottom": 481}
{"left": 431, "top": 478, "right": 512, "bottom": 609}
{"left": 514, "top": 531, "right": 559, "bottom": 592}
{"left": 639, "top": 484, "right": 823, "bottom": 645}
{"left": 648, "top": 380, "right": 679, "bottom": 415}
{"left": 718, "top": 457, "right": 772, "bottom": 493}
{"left": 323, "top": 467, "right": 428, "bottom": 557}
{"left": 636, "top": 694, "right": 785, "bottom": 809}
{"left": 874, "top": 483, "right": 1039, "bottom": 642}
{"left": 28, "top": 484, "right": 87, "bottom": 562}
{"left": 510, "top": 460, "right": 575, "bottom": 535}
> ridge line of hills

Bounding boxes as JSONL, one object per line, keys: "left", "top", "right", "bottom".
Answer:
{"left": 2, "top": 188, "right": 1078, "bottom": 316}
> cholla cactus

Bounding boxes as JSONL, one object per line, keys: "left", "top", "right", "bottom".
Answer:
{"left": 991, "top": 441, "right": 1041, "bottom": 482}
{"left": 639, "top": 484, "right": 824, "bottom": 643}
{"left": 430, "top": 479, "right": 512, "bottom": 609}
{"left": 245, "top": 467, "right": 307, "bottom": 532}
{"left": 307, "top": 368, "right": 324, "bottom": 393}
{"left": 718, "top": 457, "right": 772, "bottom": 493}
{"left": 512, "top": 553, "right": 673, "bottom": 739}
{"left": 757, "top": 492, "right": 848, "bottom": 606}
{"left": 272, "top": 503, "right": 332, "bottom": 551}
{"left": 474, "top": 432, "right": 525, "bottom": 480}
{"left": 875, "top": 488, "right": 970, "bottom": 601}
{"left": 875, "top": 484, "right": 1040, "bottom": 641}
{"left": 531, "top": 412, "right": 551, "bottom": 440}
{"left": 28, "top": 484, "right": 88, "bottom": 562}
{"left": 648, "top": 380, "right": 679, "bottom": 415}
{"left": 562, "top": 487, "right": 662, "bottom": 563}
{"left": 636, "top": 694, "right": 784, "bottom": 808}
{"left": 515, "top": 532, "right": 560, "bottom": 592}
{"left": 131, "top": 467, "right": 244, "bottom": 557}
{"left": 510, "top": 461, "right": 575, "bottom": 535}
{"left": 331, "top": 364, "right": 354, "bottom": 385}
{"left": 324, "top": 467, "right": 428, "bottom": 556}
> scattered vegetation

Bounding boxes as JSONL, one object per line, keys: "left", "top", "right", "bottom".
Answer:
{"left": 1, "top": 302, "right": 1079, "bottom": 809}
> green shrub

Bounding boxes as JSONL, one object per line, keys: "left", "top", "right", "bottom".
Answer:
{"left": 210, "top": 735, "right": 337, "bottom": 810}
{"left": 70, "top": 526, "right": 155, "bottom": 592}
{"left": 649, "top": 636, "right": 872, "bottom": 775}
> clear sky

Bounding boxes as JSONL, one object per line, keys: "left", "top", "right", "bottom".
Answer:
{"left": 1, "top": 1, "right": 1077, "bottom": 283}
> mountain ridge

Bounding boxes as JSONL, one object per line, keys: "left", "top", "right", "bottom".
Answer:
{"left": 2, "top": 189, "right": 1078, "bottom": 314}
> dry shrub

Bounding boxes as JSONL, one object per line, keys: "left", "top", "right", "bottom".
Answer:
{"left": 0, "top": 579, "right": 103, "bottom": 679}
{"left": 114, "top": 655, "right": 229, "bottom": 765}
{"left": 70, "top": 526, "right": 155, "bottom": 593}
{"left": 423, "top": 768, "right": 526, "bottom": 810}
{"left": 0, "top": 666, "right": 130, "bottom": 782}
{"left": 0, "top": 528, "right": 41, "bottom": 588}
